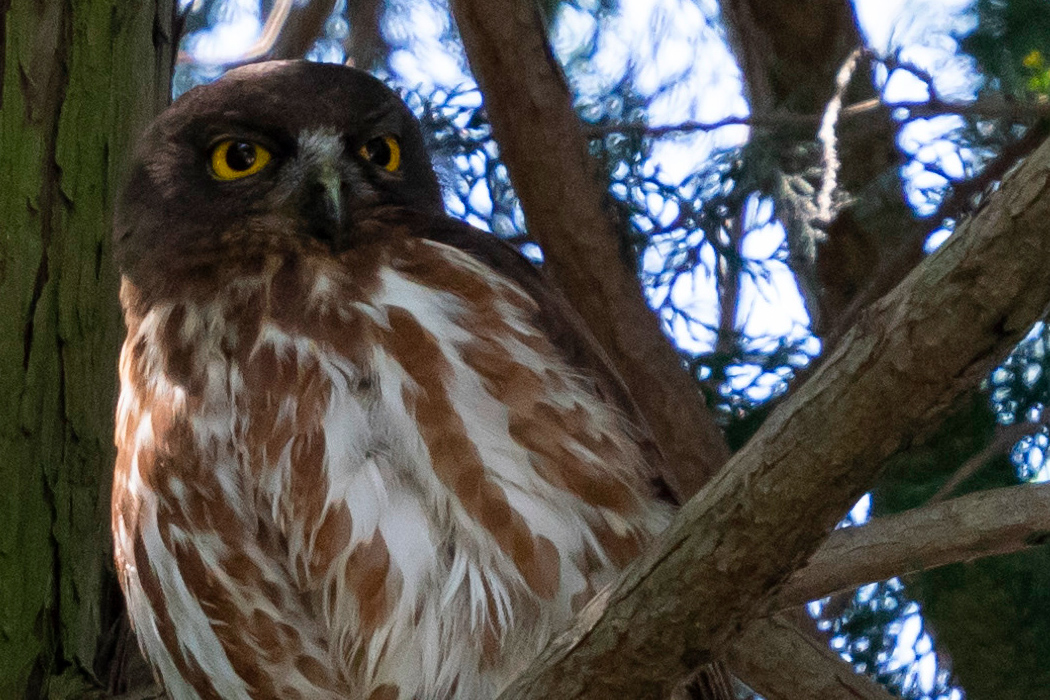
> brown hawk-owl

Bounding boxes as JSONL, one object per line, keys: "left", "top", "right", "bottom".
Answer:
{"left": 112, "top": 60, "right": 677, "bottom": 699}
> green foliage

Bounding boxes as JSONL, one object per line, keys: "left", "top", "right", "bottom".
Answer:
{"left": 904, "top": 327, "right": 1050, "bottom": 699}
{"left": 915, "top": 546, "right": 1050, "bottom": 699}
{"left": 960, "top": 0, "right": 1050, "bottom": 97}
{"left": 873, "top": 394, "right": 1011, "bottom": 516}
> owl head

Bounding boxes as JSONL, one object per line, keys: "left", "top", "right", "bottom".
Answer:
{"left": 115, "top": 60, "right": 444, "bottom": 285}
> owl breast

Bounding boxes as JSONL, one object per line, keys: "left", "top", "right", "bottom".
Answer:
{"left": 112, "top": 237, "right": 671, "bottom": 700}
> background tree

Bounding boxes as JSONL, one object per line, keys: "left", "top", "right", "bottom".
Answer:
{"left": 0, "top": 2, "right": 175, "bottom": 697}
{"left": 4, "top": 0, "right": 1050, "bottom": 697}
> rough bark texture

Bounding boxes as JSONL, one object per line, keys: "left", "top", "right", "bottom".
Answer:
{"left": 448, "top": 0, "right": 730, "bottom": 497}
{"left": 0, "top": 1, "right": 173, "bottom": 696}
{"left": 728, "top": 615, "right": 897, "bottom": 700}
{"left": 447, "top": 1, "right": 948, "bottom": 695}
{"left": 497, "top": 130, "right": 1050, "bottom": 699}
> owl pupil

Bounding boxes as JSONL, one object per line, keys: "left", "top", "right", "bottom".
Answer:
{"left": 365, "top": 138, "right": 391, "bottom": 166}
{"left": 226, "top": 141, "right": 256, "bottom": 171}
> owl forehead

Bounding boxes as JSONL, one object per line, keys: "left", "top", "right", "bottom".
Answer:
{"left": 163, "top": 61, "right": 415, "bottom": 144}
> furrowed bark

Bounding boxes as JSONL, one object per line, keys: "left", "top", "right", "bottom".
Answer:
{"left": 448, "top": 0, "right": 729, "bottom": 497}
{"left": 0, "top": 1, "right": 173, "bottom": 695}
{"left": 497, "top": 130, "right": 1050, "bottom": 698}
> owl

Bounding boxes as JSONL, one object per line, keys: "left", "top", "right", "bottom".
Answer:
{"left": 111, "top": 60, "right": 676, "bottom": 699}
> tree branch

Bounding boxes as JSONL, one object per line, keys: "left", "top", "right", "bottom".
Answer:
{"left": 449, "top": 0, "right": 729, "bottom": 497}
{"left": 498, "top": 131, "right": 1050, "bottom": 698}
{"left": 727, "top": 483, "right": 1050, "bottom": 695}
{"left": 177, "top": 0, "right": 338, "bottom": 65}
{"left": 264, "top": 0, "right": 338, "bottom": 61}
{"left": 776, "top": 483, "right": 1050, "bottom": 608}
{"left": 582, "top": 98, "right": 1050, "bottom": 139}
{"left": 928, "top": 420, "right": 1045, "bottom": 503}
{"left": 729, "top": 615, "right": 897, "bottom": 700}
{"left": 345, "top": 0, "right": 388, "bottom": 70}
{"left": 823, "top": 119, "right": 1050, "bottom": 350}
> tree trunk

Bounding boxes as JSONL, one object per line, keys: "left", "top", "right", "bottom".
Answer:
{"left": 720, "top": 0, "right": 914, "bottom": 341}
{"left": 0, "top": 1, "right": 174, "bottom": 696}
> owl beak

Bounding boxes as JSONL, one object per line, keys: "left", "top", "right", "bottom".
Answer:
{"left": 304, "top": 165, "right": 351, "bottom": 252}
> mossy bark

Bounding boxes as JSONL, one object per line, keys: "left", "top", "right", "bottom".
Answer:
{"left": 0, "top": 1, "right": 173, "bottom": 696}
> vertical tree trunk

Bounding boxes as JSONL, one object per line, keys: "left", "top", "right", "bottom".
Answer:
{"left": 0, "top": 2, "right": 173, "bottom": 696}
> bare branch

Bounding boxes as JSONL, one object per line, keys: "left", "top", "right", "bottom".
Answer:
{"left": 776, "top": 483, "right": 1050, "bottom": 609}
{"left": 345, "top": 0, "right": 389, "bottom": 69}
{"left": 714, "top": 215, "right": 744, "bottom": 363}
{"left": 177, "top": 0, "right": 339, "bottom": 66}
{"left": 927, "top": 120, "right": 1050, "bottom": 230}
{"left": 499, "top": 131, "right": 1050, "bottom": 698}
{"left": 449, "top": 0, "right": 730, "bottom": 497}
{"left": 820, "top": 119, "right": 1049, "bottom": 351}
{"left": 239, "top": 0, "right": 292, "bottom": 61}
{"left": 729, "top": 615, "right": 898, "bottom": 700}
{"left": 582, "top": 98, "right": 1050, "bottom": 140}
{"left": 929, "top": 421, "right": 1046, "bottom": 503}
{"left": 264, "top": 0, "right": 338, "bottom": 61}
{"left": 175, "top": 0, "right": 290, "bottom": 65}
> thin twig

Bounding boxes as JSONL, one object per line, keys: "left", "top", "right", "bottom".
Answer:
{"left": 928, "top": 419, "right": 1047, "bottom": 504}
{"left": 582, "top": 97, "right": 1050, "bottom": 139}
{"left": 928, "top": 119, "right": 1050, "bottom": 227}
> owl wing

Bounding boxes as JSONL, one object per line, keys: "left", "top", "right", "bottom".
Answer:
{"left": 415, "top": 212, "right": 678, "bottom": 505}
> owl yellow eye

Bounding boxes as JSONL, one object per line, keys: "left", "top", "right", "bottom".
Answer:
{"left": 209, "top": 139, "right": 271, "bottom": 180}
{"left": 359, "top": 135, "right": 401, "bottom": 172}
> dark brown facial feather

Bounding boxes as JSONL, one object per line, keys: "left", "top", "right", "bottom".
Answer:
{"left": 115, "top": 61, "right": 442, "bottom": 286}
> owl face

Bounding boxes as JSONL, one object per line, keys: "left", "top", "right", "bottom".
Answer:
{"left": 115, "top": 60, "right": 443, "bottom": 283}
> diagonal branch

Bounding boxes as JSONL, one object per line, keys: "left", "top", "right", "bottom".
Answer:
{"left": 731, "top": 483, "right": 1050, "bottom": 697}
{"left": 498, "top": 130, "right": 1050, "bottom": 698}
{"left": 729, "top": 615, "right": 897, "bottom": 700}
{"left": 823, "top": 119, "right": 1050, "bottom": 349}
{"left": 775, "top": 482, "right": 1050, "bottom": 609}
{"left": 177, "top": 0, "right": 339, "bottom": 65}
{"left": 265, "top": 0, "right": 339, "bottom": 61}
{"left": 449, "top": 0, "right": 730, "bottom": 498}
